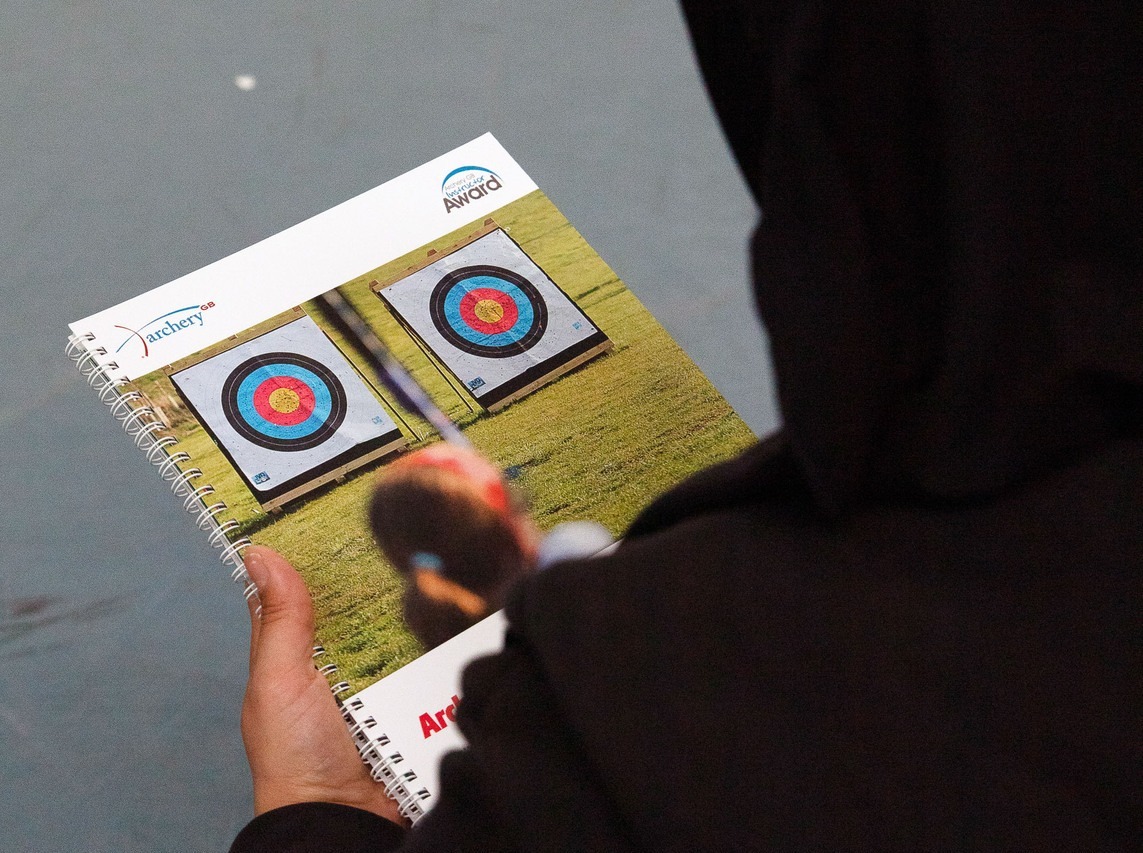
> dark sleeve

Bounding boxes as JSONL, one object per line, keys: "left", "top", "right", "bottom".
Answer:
{"left": 625, "top": 434, "right": 817, "bottom": 538}
{"left": 229, "top": 802, "right": 405, "bottom": 852}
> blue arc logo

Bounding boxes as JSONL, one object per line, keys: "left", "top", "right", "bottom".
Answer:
{"left": 441, "top": 165, "right": 504, "bottom": 213}
{"left": 441, "top": 165, "right": 499, "bottom": 195}
{"left": 115, "top": 302, "right": 214, "bottom": 357}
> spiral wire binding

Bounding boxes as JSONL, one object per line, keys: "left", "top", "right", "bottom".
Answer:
{"left": 343, "top": 701, "right": 430, "bottom": 821}
{"left": 66, "top": 331, "right": 429, "bottom": 822}
{"left": 308, "top": 645, "right": 429, "bottom": 820}
{"left": 65, "top": 332, "right": 257, "bottom": 604}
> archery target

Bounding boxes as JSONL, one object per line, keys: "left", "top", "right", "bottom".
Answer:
{"left": 170, "top": 315, "right": 403, "bottom": 502}
{"left": 430, "top": 265, "right": 547, "bottom": 357}
{"left": 222, "top": 353, "right": 347, "bottom": 451}
{"left": 378, "top": 229, "right": 609, "bottom": 407}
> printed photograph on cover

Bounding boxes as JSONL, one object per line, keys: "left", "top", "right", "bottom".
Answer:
{"left": 129, "top": 189, "right": 756, "bottom": 695}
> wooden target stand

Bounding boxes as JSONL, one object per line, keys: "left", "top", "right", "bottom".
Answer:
{"left": 163, "top": 306, "right": 407, "bottom": 513}
{"left": 371, "top": 218, "right": 613, "bottom": 413}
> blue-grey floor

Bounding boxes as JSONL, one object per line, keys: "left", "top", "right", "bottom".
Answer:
{"left": 1, "top": 2, "right": 778, "bottom": 849}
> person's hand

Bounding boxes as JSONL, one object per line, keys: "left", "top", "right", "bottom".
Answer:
{"left": 240, "top": 545, "right": 405, "bottom": 824}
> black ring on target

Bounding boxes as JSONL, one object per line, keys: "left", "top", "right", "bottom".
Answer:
{"left": 221, "top": 352, "right": 348, "bottom": 452}
{"left": 429, "top": 265, "right": 548, "bottom": 358}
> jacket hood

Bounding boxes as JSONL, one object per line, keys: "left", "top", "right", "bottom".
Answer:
{"left": 682, "top": 0, "right": 1143, "bottom": 513}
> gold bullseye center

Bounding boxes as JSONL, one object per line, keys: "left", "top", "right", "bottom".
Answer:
{"left": 268, "top": 387, "right": 301, "bottom": 414}
{"left": 474, "top": 299, "right": 505, "bottom": 324}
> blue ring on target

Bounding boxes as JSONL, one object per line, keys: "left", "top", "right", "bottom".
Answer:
{"left": 221, "top": 352, "right": 348, "bottom": 452}
{"left": 429, "top": 265, "right": 547, "bottom": 358}
{"left": 234, "top": 364, "right": 334, "bottom": 441}
{"left": 441, "top": 276, "right": 536, "bottom": 348}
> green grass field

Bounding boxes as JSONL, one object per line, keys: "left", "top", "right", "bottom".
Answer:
{"left": 134, "top": 191, "right": 756, "bottom": 692}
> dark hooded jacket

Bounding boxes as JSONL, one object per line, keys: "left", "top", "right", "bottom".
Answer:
{"left": 233, "top": 2, "right": 1142, "bottom": 850}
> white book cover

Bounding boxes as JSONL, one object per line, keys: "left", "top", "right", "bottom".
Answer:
{"left": 67, "top": 135, "right": 755, "bottom": 821}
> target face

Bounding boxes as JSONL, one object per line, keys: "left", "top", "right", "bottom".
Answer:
{"left": 222, "top": 352, "right": 348, "bottom": 451}
{"left": 377, "top": 228, "right": 610, "bottom": 408}
{"left": 429, "top": 265, "right": 547, "bottom": 357}
{"left": 169, "top": 315, "right": 405, "bottom": 504}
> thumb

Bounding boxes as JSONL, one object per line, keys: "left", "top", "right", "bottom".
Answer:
{"left": 243, "top": 545, "right": 318, "bottom": 678}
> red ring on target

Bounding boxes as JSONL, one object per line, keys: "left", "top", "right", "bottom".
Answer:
{"left": 251, "top": 375, "right": 316, "bottom": 427}
{"left": 458, "top": 287, "right": 520, "bottom": 335}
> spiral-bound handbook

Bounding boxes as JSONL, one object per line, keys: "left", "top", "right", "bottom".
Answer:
{"left": 66, "top": 134, "right": 755, "bottom": 821}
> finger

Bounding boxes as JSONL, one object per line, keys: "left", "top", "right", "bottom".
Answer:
{"left": 243, "top": 545, "right": 318, "bottom": 679}
{"left": 243, "top": 549, "right": 265, "bottom": 668}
